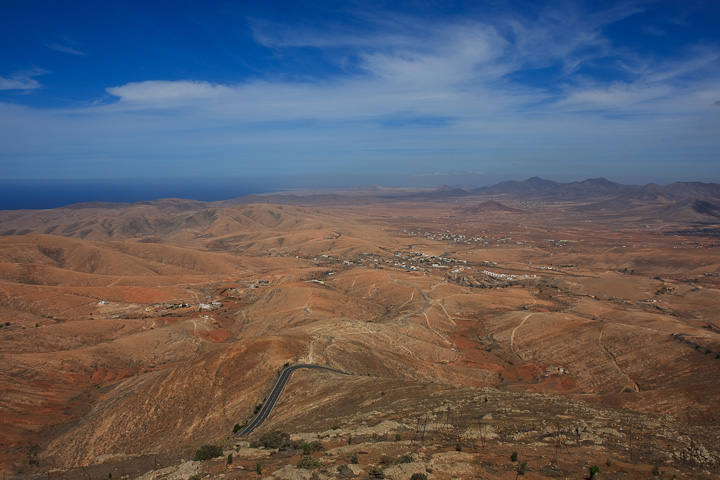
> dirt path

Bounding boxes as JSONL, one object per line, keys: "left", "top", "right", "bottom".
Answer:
{"left": 398, "top": 286, "right": 430, "bottom": 326}
{"left": 308, "top": 338, "right": 316, "bottom": 363}
{"left": 598, "top": 324, "right": 640, "bottom": 393}
{"left": 423, "top": 312, "right": 452, "bottom": 347}
{"left": 437, "top": 301, "right": 457, "bottom": 327}
{"left": 429, "top": 281, "right": 448, "bottom": 293}
{"left": 399, "top": 290, "right": 416, "bottom": 309}
{"left": 191, "top": 317, "right": 210, "bottom": 334}
{"left": 510, "top": 313, "right": 534, "bottom": 358}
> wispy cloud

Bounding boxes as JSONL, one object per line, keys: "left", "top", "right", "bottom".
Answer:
{"left": 0, "top": 68, "right": 48, "bottom": 91}
{"left": 106, "top": 80, "right": 233, "bottom": 104}
{"left": 46, "top": 36, "right": 86, "bottom": 56}
{"left": 104, "top": 7, "right": 718, "bottom": 121}
{"left": 2, "top": 3, "right": 719, "bottom": 182}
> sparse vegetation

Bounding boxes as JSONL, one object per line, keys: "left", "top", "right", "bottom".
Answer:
{"left": 256, "top": 462, "right": 262, "bottom": 475}
{"left": 193, "top": 444, "right": 223, "bottom": 461}
{"left": 395, "top": 453, "right": 414, "bottom": 464}
{"left": 26, "top": 444, "right": 40, "bottom": 468}
{"left": 250, "top": 430, "right": 290, "bottom": 449}
{"left": 232, "top": 423, "right": 243, "bottom": 433}
{"left": 368, "top": 466, "right": 385, "bottom": 478}
{"left": 588, "top": 465, "right": 600, "bottom": 480}
{"left": 410, "top": 475, "right": 427, "bottom": 480}
{"left": 227, "top": 453, "right": 232, "bottom": 466}
{"left": 348, "top": 452, "right": 359, "bottom": 464}
{"left": 299, "top": 440, "right": 324, "bottom": 454}
{"left": 247, "top": 431, "right": 325, "bottom": 453}
{"left": 297, "top": 455, "right": 322, "bottom": 469}
{"left": 511, "top": 451, "right": 518, "bottom": 462}
{"left": 395, "top": 433, "right": 402, "bottom": 441}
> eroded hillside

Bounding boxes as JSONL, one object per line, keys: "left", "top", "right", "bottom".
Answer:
{"left": 1, "top": 195, "right": 719, "bottom": 479}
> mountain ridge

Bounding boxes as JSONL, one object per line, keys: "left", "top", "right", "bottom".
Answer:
{"left": 1, "top": 178, "right": 719, "bottom": 242}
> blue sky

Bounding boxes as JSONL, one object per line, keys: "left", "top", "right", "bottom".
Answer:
{"left": 1, "top": 0, "right": 719, "bottom": 188}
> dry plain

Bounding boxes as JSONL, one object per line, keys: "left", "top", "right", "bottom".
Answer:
{"left": 0, "top": 181, "right": 719, "bottom": 479}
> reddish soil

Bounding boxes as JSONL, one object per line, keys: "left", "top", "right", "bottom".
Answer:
{"left": 0, "top": 197, "right": 718, "bottom": 478}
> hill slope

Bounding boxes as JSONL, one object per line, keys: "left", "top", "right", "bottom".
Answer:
{"left": 1, "top": 188, "right": 720, "bottom": 479}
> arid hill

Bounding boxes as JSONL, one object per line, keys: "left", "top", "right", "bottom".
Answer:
{"left": 1, "top": 182, "right": 719, "bottom": 479}
{"left": 459, "top": 200, "right": 524, "bottom": 214}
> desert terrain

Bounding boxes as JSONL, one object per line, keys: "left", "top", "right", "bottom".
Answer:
{"left": 1, "top": 178, "right": 719, "bottom": 479}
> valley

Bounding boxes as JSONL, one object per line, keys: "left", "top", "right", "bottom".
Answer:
{"left": 0, "top": 179, "right": 719, "bottom": 479}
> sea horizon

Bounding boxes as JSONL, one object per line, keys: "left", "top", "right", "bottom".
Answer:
{"left": 0, "top": 178, "right": 277, "bottom": 211}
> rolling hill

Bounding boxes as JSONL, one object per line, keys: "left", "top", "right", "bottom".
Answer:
{"left": 0, "top": 183, "right": 719, "bottom": 479}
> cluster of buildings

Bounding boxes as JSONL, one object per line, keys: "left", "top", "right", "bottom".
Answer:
{"left": 401, "top": 229, "right": 485, "bottom": 245}
{"left": 199, "top": 301, "right": 223, "bottom": 310}
{"left": 482, "top": 270, "right": 537, "bottom": 281}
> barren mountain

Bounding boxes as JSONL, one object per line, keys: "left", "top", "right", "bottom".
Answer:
{"left": 459, "top": 200, "right": 524, "bottom": 214}
{"left": 1, "top": 183, "right": 719, "bottom": 479}
{"left": 473, "top": 176, "right": 561, "bottom": 196}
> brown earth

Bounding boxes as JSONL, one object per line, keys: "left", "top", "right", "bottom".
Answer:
{"left": 0, "top": 195, "right": 719, "bottom": 479}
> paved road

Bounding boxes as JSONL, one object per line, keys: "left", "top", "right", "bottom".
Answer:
{"left": 236, "top": 364, "right": 352, "bottom": 437}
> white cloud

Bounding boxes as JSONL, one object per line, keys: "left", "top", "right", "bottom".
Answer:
{"left": 645, "top": 48, "right": 720, "bottom": 84}
{"left": 0, "top": 76, "right": 40, "bottom": 91}
{"left": 42, "top": 15, "right": 720, "bottom": 139}
{"left": 106, "top": 80, "right": 234, "bottom": 104}
{"left": 100, "top": 20, "right": 521, "bottom": 123}
{"left": 554, "top": 82, "right": 674, "bottom": 111}
{"left": 3, "top": 5, "right": 719, "bottom": 181}
{"left": 356, "top": 24, "right": 508, "bottom": 87}
{"left": 0, "top": 68, "right": 47, "bottom": 91}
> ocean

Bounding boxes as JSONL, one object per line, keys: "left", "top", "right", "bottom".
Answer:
{"left": 0, "top": 179, "right": 274, "bottom": 210}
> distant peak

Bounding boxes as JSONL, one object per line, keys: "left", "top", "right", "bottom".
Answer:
{"left": 524, "top": 176, "right": 555, "bottom": 184}
{"left": 582, "top": 177, "right": 613, "bottom": 185}
{"left": 460, "top": 200, "right": 523, "bottom": 213}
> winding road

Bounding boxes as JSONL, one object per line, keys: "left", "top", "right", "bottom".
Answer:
{"left": 236, "top": 364, "right": 352, "bottom": 437}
